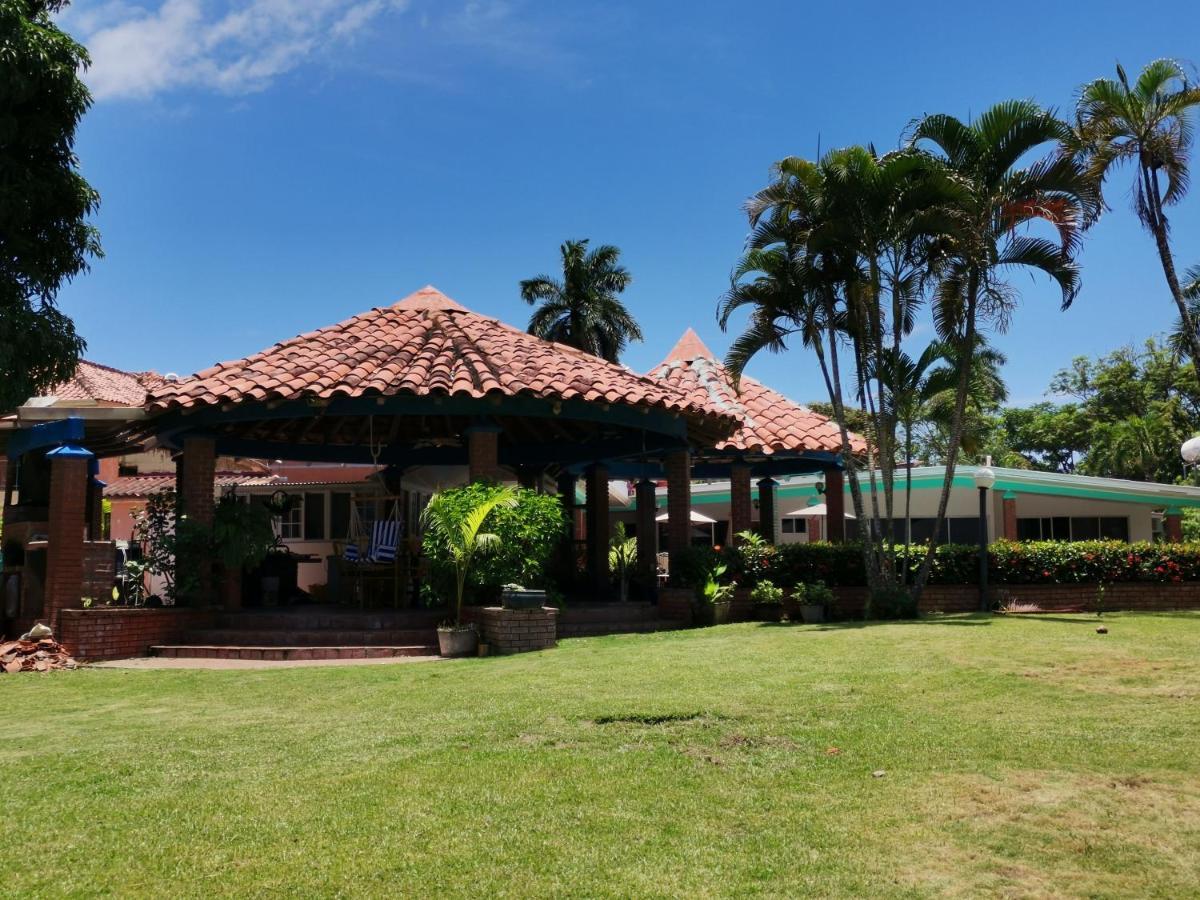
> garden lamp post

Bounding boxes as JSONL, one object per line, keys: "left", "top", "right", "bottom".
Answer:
{"left": 973, "top": 466, "right": 996, "bottom": 612}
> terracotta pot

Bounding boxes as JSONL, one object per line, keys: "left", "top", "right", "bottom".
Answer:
{"left": 437, "top": 626, "right": 478, "bottom": 657}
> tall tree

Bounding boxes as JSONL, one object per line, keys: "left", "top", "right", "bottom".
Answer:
{"left": 907, "top": 100, "right": 1098, "bottom": 594}
{"left": 1075, "top": 59, "right": 1200, "bottom": 379}
{"left": 1169, "top": 264, "right": 1200, "bottom": 360}
{"left": 721, "top": 147, "right": 957, "bottom": 595}
{"left": 520, "top": 239, "right": 641, "bottom": 363}
{"left": 0, "top": 0, "right": 100, "bottom": 411}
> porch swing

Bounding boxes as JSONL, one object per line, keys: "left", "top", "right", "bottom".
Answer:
{"left": 338, "top": 417, "right": 410, "bottom": 608}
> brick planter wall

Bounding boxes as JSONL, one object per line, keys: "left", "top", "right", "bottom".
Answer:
{"left": 57, "top": 608, "right": 216, "bottom": 661}
{"left": 658, "top": 587, "right": 694, "bottom": 625}
{"left": 464, "top": 606, "right": 558, "bottom": 654}
{"left": 828, "top": 582, "right": 1200, "bottom": 618}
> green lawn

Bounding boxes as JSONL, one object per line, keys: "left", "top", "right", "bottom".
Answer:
{"left": 4, "top": 614, "right": 1200, "bottom": 898}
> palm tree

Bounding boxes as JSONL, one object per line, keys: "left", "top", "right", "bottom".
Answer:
{"left": 1168, "top": 265, "right": 1200, "bottom": 360}
{"left": 421, "top": 486, "right": 518, "bottom": 627}
{"left": 867, "top": 341, "right": 955, "bottom": 570}
{"left": 1075, "top": 60, "right": 1200, "bottom": 377}
{"left": 907, "top": 99, "right": 1099, "bottom": 593}
{"left": 520, "top": 239, "right": 642, "bottom": 363}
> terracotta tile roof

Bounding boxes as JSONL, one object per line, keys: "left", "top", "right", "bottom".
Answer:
{"left": 146, "top": 287, "right": 737, "bottom": 436}
{"left": 104, "top": 472, "right": 284, "bottom": 498}
{"left": 47, "top": 360, "right": 163, "bottom": 406}
{"left": 647, "top": 329, "right": 866, "bottom": 456}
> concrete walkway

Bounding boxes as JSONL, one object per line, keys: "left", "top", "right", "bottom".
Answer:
{"left": 90, "top": 654, "right": 442, "bottom": 670}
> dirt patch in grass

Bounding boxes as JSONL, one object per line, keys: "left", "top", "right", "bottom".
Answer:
{"left": 894, "top": 768, "right": 1200, "bottom": 897}
{"left": 592, "top": 711, "right": 711, "bottom": 726}
{"left": 1018, "top": 656, "right": 1200, "bottom": 698}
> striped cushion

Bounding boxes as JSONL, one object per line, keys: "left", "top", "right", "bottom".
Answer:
{"left": 343, "top": 543, "right": 360, "bottom": 561}
{"left": 369, "top": 520, "right": 401, "bottom": 563}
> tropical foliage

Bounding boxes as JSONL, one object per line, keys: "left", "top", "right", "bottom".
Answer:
{"left": 421, "top": 483, "right": 564, "bottom": 614}
{"left": 976, "top": 338, "right": 1200, "bottom": 483}
{"left": 1074, "top": 60, "right": 1200, "bottom": 378}
{"left": 720, "top": 101, "right": 1098, "bottom": 601}
{"left": 0, "top": 0, "right": 101, "bottom": 411}
{"left": 520, "top": 239, "right": 642, "bottom": 363}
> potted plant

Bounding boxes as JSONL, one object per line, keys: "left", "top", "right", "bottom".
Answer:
{"left": 421, "top": 485, "right": 518, "bottom": 657}
{"left": 501, "top": 583, "right": 546, "bottom": 610}
{"left": 694, "top": 561, "right": 735, "bottom": 626}
{"left": 749, "top": 579, "right": 784, "bottom": 621}
{"left": 609, "top": 523, "right": 637, "bottom": 603}
{"left": 794, "top": 582, "right": 833, "bottom": 624}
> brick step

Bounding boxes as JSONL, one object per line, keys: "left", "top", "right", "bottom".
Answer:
{"left": 151, "top": 644, "right": 437, "bottom": 661}
{"left": 185, "top": 628, "right": 437, "bottom": 646}
{"left": 557, "top": 619, "right": 686, "bottom": 638}
{"left": 215, "top": 610, "right": 444, "bottom": 630}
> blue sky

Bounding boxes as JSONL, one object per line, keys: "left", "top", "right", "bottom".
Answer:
{"left": 56, "top": 0, "right": 1200, "bottom": 406}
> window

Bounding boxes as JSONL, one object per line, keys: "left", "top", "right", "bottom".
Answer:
{"left": 908, "top": 517, "right": 982, "bottom": 546}
{"left": 278, "top": 503, "right": 302, "bottom": 540}
{"left": 1100, "top": 517, "right": 1130, "bottom": 541}
{"left": 781, "top": 517, "right": 808, "bottom": 534}
{"left": 118, "top": 462, "right": 138, "bottom": 477}
{"left": 331, "top": 492, "right": 352, "bottom": 540}
{"left": 304, "top": 493, "right": 326, "bottom": 540}
{"left": 1070, "top": 517, "right": 1100, "bottom": 540}
{"left": 1016, "top": 516, "right": 1130, "bottom": 542}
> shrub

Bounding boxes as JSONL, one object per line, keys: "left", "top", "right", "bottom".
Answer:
{"left": 774, "top": 542, "right": 864, "bottom": 587}
{"left": 867, "top": 584, "right": 917, "bottom": 620}
{"left": 421, "top": 483, "right": 565, "bottom": 603}
{"left": 749, "top": 580, "right": 783, "bottom": 605}
{"left": 671, "top": 545, "right": 725, "bottom": 589}
{"left": 732, "top": 531, "right": 776, "bottom": 586}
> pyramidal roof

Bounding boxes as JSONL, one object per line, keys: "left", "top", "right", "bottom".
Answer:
{"left": 647, "top": 328, "right": 865, "bottom": 456}
{"left": 663, "top": 327, "right": 716, "bottom": 364}
{"left": 146, "top": 288, "right": 737, "bottom": 435}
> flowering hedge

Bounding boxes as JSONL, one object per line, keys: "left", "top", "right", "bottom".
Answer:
{"left": 719, "top": 540, "right": 1200, "bottom": 588}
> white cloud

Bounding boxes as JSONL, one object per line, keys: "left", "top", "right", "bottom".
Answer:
{"left": 72, "top": 0, "right": 408, "bottom": 100}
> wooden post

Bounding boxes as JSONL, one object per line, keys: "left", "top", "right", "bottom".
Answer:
{"left": 825, "top": 468, "right": 845, "bottom": 543}
{"left": 635, "top": 478, "right": 657, "bottom": 583}
{"left": 757, "top": 477, "right": 778, "bottom": 545}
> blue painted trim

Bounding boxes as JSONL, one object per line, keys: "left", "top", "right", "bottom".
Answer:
{"left": 45, "top": 443, "right": 94, "bottom": 460}
{"left": 7, "top": 418, "right": 85, "bottom": 458}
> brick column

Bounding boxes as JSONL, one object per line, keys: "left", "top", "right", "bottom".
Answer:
{"left": 178, "top": 436, "right": 216, "bottom": 605}
{"left": 44, "top": 446, "right": 92, "bottom": 631}
{"left": 635, "top": 478, "right": 657, "bottom": 580}
{"left": 466, "top": 426, "right": 501, "bottom": 482}
{"left": 730, "top": 462, "right": 752, "bottom": 545}
{"left": 1165, "top": 507, "right": 1184, "bottom": 543}
{"left": 1002, "top": 491, "right": 1018, "bottom": 541}
{"left": 585, "top": 465, "right": 610, "bottom": 600}
{"left": 757, "top": 477, "right": 778, "bottom": 544}
{"left": 665, "top": 451, "right": 691, "bottom": 577}
{"left": 824, "top": 469, "right": 845, "bottom": 543}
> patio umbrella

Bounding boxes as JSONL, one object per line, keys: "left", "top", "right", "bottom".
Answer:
{"left": 655, "top": 509, "right": 718, "bottom": 524}
{"left": 783, "top": 502, "right": 855, "bottom": 519}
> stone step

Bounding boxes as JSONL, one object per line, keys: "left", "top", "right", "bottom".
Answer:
{"left": 187, "top": 628, "right": 437, "bottom": 647}
{"left": 151, "top": 644, "right": 437, "bottom": 661}
{"left": 557, "top": 619, "right": 686, "bottom": 638}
